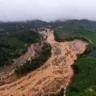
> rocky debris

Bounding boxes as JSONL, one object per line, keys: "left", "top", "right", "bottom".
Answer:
{"left": 0, "top": 41, "right": 46, "bottom": 83}
{"left": 53, "top": 46, "right": 61, "bottom": 55}
{"left": 0, "top": 29, "right": 88, "bottom": 96}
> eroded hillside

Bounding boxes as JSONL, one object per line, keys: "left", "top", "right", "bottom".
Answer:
{"left": 0, "top": 29, "right": 88, "bottom": 96}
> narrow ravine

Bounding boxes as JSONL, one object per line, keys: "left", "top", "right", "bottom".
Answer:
{"left": 0, "top": 29, "right": 88, "bottom": 96}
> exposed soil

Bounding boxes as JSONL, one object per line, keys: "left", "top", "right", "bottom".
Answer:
{"left": 0, "top": 29, "right": 88, "bottom": 96}
{"left": 0, "top": 41, "right": 44, "bottom": 84}
{"left": 0, "top": 44, "right": 35, "bottom": 81}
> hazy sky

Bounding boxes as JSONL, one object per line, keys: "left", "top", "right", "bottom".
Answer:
{"left": 0, "top": 0, "right": 96, "bottom": 21}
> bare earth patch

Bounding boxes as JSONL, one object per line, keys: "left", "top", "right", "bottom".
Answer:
{"left": 0, "top": 29, "right": 88, "bottom": 96}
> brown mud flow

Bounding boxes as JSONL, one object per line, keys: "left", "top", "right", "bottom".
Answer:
{"left": 0, "top": 44, "right": 35, "bottom": 81}
{"left": 0, "top": 29, "right": 88, "bottom": 96}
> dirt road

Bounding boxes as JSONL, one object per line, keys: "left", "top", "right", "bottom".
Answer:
{"left": 0, "top": 29, "right": 88, "bottom": 96}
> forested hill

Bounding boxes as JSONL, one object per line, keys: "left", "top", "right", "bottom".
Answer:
{"left": 0, "top": 20, "right": 47, "bottom": 27}
{"left": 1, "top": 19, "right": 96, "bottom": 31}
{"left": 1, "top": 19, "right": 96, "bottom": 67}
{"left": 0, "top": 20, "right": 46, "bottom": 67}
{"left": 63, "top": 19, "right": 96, "bottom": 29}
{"left": 50, "top": 19, "right": 96, "bottom": 29}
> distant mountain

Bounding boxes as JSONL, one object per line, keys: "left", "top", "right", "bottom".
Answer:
{"left": 1, "top": 19, "right": 96, "bottom": 30}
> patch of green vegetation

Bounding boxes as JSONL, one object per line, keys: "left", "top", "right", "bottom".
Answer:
{"left": 0, "top": 30, "right": 42, "bottom": 67}
{"left": 54, "top": 31, "right": 89, "bottom": 42}
{"left": 15, "top": 42, "right": 51, "bottom": 75}
{"left": 0, "top": 20, "right": 50, "bottom": 67}
{"left": 54, "top": 27, "right": 96, "bottom": 44}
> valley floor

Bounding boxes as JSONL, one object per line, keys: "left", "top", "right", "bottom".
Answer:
{"left": 0, "top": 29, "right": 87, "bottom": 96}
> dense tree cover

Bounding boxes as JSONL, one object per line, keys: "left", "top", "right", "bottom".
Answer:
{"left": 54, "top": 32, "right": 89, "bottom": 42}
{"left": 63, "top": 19, "right": 96, "bottom": 29}
{"left": 0, "top": 20, "right": 48, "bottom": 32}
{"left": 15, "top": 43, "right": 51, "bottom": 75}
{"left": 54, "top": 26, "right": 96, "bottom": 44}
{"left": 1, "top": 19, "right": 96, "bottom": 34}
{"left": 0, "top": 30, "right": 42, "bottom": 67}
